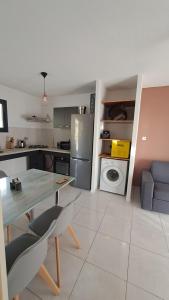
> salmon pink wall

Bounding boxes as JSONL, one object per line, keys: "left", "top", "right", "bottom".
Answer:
{"left": 134, "top": 86, "right": 169, "bottom": 185}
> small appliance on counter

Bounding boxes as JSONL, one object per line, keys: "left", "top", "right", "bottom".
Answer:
{"left": 57, "top": 140, "right": 70, "bottom": 150}
{"left": 78, "top": 106, "right": 86, "bottom": 114}
{"left": 16, "top": 139, "right": 26, "bottom": 148}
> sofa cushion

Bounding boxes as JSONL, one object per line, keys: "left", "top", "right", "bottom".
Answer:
{"left": 151, "top": 161, "right": 169, "bottom": 184}
{"left": 154, "top": 182, "right": 169, "bottom": 202}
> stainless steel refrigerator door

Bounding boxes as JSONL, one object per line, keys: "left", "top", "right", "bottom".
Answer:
{"left": 71, "top": 114, "right": 94, "bottom": 160}
{"left": 70, "top": 158, "right": 92, "bottom": 190}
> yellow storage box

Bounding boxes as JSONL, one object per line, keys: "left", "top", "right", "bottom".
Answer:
{"left": 111, "top": 140, "right": 131, "bottom": 159}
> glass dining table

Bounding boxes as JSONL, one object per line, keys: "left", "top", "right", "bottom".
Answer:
{"left": 0, "top": 169, "right": 74, "bottom": 296}
{"left": 0, "top": 168, "right": 74, "bottom": 227}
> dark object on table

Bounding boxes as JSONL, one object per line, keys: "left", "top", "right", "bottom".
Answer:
{"left": 141, "top": 161, "right": 169, "bottom": 214}
{"left": 108, "top": 104, "right": 127, "bottom": 120}
{"left": 101, "top": 130, "right": 110, "bottom": 139}
{"left": 10, "top": 178, "right": 22, "bottom": 191}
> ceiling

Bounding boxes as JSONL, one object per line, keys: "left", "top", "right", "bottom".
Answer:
{"left": 0, "top": 0, "right": 169, "bottom": 96}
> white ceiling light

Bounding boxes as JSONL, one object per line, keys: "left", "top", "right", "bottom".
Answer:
{"left": 41, "top": 72, "right": 48, "bottom": 103}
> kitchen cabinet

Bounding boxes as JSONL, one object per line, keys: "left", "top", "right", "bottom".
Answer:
{"left": 28, "top": 151, "right": 44, "bottom": 170}
{"left": 53, "top": 106, "right": 78, "bottom": 128}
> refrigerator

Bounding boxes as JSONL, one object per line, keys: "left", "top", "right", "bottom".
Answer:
{"left": 70, "top": 114, "right": 94, "bottom": 190}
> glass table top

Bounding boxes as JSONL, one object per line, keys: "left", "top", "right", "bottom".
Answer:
{"left": 0, "top": 169, "right": 74, "bottom": 226}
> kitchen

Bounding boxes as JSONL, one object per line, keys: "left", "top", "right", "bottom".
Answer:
{"left": 0, "top": 86, "right": 95, "bottom": 190}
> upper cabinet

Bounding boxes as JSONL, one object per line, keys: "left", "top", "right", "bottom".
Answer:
{"left": 0, "top": 99, "right": 8, "bottom": 132}
{"left": 53, "top": 106, "right": 78, "bottom": 128}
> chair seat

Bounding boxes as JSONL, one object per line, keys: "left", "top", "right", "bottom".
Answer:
{"left": 29, "top": 205, "right": 63, "bottom": 237}
{"left": 154, "top": 182, "right": 169, "bottom": 202}
{"left": 5, "top": 233, "right": 39, "bottom": 274}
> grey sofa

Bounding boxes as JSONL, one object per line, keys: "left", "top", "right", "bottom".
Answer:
{"left": 141, "top": 161, "right": 169, "bottom": 213}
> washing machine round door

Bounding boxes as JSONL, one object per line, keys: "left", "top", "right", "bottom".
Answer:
{"left": 102, "top": 166, "right": 123, "bottom": 187}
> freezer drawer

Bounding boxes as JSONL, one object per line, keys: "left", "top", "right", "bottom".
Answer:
{"left": 70, "top": 158, "right": 92, "bottom": 190}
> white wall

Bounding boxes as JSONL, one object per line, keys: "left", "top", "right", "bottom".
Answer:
{"left": 41, "top": 93, "right": 91, "bottom": 129}
{"left": 0, "top": 84, "right": 41, "bottom": 128}
{"left": 126, "top": 75, "right": 143, "bottom": 201}
{"left": 0, "top": 84, "right": 42, "bottom": 172}
{"left": 41, "top": 93, "right": 91, "bottom": 146}
{"left": 105, "top": 88, "right": 136, "bottom": 100}
{"left": 91, "top": 80, "right": 105, "bottom": 192}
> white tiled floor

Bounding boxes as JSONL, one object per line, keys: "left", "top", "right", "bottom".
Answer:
{"left": 9, "top": 186, "right": 169, "bottom": 300}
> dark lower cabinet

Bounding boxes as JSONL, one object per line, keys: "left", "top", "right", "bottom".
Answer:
{"left": 28, "top": 151, "right": 45, "bottom": 170}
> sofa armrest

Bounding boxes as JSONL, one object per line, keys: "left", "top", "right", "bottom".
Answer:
{"left": 140, "top": 170, "right": 154, "bottom": 210}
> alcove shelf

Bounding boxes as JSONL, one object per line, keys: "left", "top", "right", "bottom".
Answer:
{"left": 102, "top": 99, "right": 135, "bottom": 105}
{"left": 99, "top": 153, "right": 129, "bottom": 161}
{"left": 101, "top": 120, "right": 133, "bottom": 123}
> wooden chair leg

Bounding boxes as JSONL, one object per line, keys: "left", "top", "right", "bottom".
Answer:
{"left": 7, "top": 225, "right": 12, "bottom": 243}
{"left": 13, "top": 295, "right": 20, "bottom": 300}
{"left": 25, "top": 209, "right": 34, "bottom": 221}
{"left": 55, "top": 236, "right": 61, "bottom": 288}
{"left": 38, "top": 264, "right": 60, "bottom": 295}
{"left": 25, "top": 212, "right": 31, "bottom": 222}
{"left": 67, "top": 225, "right": 80, "bottom": 249}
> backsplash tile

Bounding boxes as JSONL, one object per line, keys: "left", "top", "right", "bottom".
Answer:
{"left": 0, "top": 127, "right": 71, "bottom": 148}
{"left": 0, "top": 127, "right": 43, "bottom": 148}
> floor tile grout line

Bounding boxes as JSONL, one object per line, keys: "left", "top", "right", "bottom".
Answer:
{"left": 68, "top": 200, "right": 109, "bottom": 299}
{"left": 84, "top": 260, "right": 127, "bottom": 283}
{"left": 26, "top": 287, "right": 43, "bottom": 300}
{"left": 125, "top": 203, "right": 134, "bottom": 300}
{"left": 159, "top": 213, "right": 169, "bottom": 254}
{"left": 126, "top": 281, "right": 164, "bottom": 300}
{"left": 130, "top": 242, "right": 169, "bottom": 260}
{"left": 72, "top": 221, "right": 98, "bottom": 233}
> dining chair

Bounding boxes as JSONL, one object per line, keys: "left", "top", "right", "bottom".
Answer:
{"left": 0, "top": 169, "right": 32, "bottom": 243}
{"left": 6, "top": 220, "right": 60, "bottom": 300}
{"left": 0, "top": 170, "right": 7, "bottom": 178}
{"left": 29, "top": 198, "right": 80, "bottom": 288}
{"left": 0, "top": 170, "right": 12, "bottom": 242}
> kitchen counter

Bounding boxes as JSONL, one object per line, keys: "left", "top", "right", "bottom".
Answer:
{"left": 0, "top": 147, "right": 70, "bottom": 157}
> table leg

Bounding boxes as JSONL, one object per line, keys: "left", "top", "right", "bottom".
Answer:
{"left": 7, "top": 225, "right": 12, "bottom": 243}
{"left": 55, "top": 191, "right": 59, "bottom": 205}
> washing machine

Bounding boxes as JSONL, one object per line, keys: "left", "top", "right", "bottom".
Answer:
{"left": 100, "top": 158, "right": 128, "bottom": 195}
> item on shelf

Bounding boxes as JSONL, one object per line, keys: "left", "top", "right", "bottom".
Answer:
{"left": 111, "top": 140, "right": 131, "bottom": 159}
{"left": 78, "top": 106, "right": 86, "bottom": 114}
{"left": 100, "top": 130, "right": 110, "bottom": 139}
{"left": 108, "top": 104, "right": 127, "bottom": 120}
{"left": 10, "top": 178, "right": 22, "bottom": 191}
{"left": 6, "top": 136, "right": 15, "bottom": 149}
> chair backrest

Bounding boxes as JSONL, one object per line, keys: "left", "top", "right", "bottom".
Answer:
{"left": 0, "top": 170, "right": 7, "bottom": 179}
{"left": 54, "top": 191, "right": 81, "bottom": 236}
{"left": 8, "top": 220, "right": 56, "bottom": 298}
{"left": 151, "top": 161, "right": 169, "bottom": 183}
